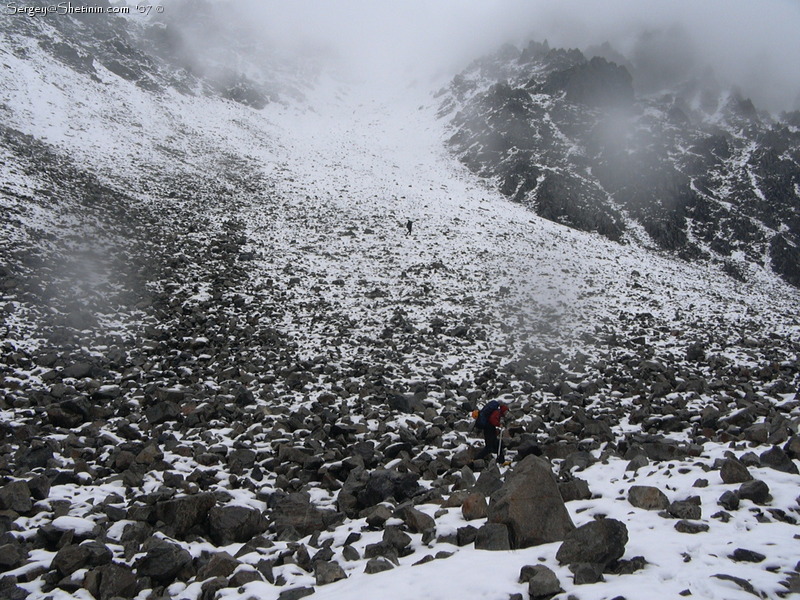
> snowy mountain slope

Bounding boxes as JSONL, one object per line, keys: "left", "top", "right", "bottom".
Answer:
{"left": 1, "top": 9, "right": 799, "bottom": 600}
{"left": 438, "top": 40, "right": 800, "bottom": 288}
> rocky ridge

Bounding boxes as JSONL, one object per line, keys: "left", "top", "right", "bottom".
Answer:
{"left": 438, "top": 39, "right": 800, "bottom": 288}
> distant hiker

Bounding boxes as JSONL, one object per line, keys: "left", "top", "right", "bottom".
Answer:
{"left": 406, "top": 219, "right": 413, "bottom": 235}
{"left": 472, "top": 400, "right": 509, "bottom": 463}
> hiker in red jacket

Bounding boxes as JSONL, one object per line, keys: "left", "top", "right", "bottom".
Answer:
{"left": 475, "top": 401, "right": 509, "bottom": 463}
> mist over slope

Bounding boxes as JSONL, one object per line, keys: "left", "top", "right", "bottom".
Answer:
{"left": 1, "top": 4, "right": 799, "bottom": 600}
{"left": 438, "top": 39, "right": 800, "bottom": 287}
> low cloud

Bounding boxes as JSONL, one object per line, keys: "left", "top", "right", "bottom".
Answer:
{"left": 179, "top": 0, "right": 800, "bottom": 111}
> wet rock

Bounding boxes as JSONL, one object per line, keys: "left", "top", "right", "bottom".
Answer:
{"left": 487, "top": 455, "right": 575, "bottom": 548}
{"left": 556, "top": 518, "right": 628, "bottom": 569}
{"left": 628, "top": 485, "right": 669, "bottom": 510}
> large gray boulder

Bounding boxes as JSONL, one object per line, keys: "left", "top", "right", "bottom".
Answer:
{"left": 487, "top": 455, "right": 575, "bottom": 548}
{"left": 556, "top": 518, "right": 628, "bottom": 568}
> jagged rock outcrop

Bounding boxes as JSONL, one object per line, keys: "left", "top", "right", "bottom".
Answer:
{"left": 441, "top": 40, "right": 800, "bottom": 287}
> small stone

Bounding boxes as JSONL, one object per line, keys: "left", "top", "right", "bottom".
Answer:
{"left": 712, "top": 574, "right": 757, "bottom": 596}
{"left": 729, "top": 548, "right": 766, "bottom": 563}
{"left": 718, "top": 491, "right": 740, "bottom": 511}
{"left": 278, "top": 586, "right": 315, "bottom": 600}
{"left": 364, "top": 557, "right": 394, "bottom": 574}
{"left": 571, "top": 562, "right": 604, "bottom": 585}
{"left": 382, "top": 526, "right": 411, "bottom": 551}
{"left": 341, "top": 546, "right": 360, "bottom": 561}
{"left": 365, "top": 505, "right": 392, "bottom": 528}
{"left": 628, "top": 485, "right": 669, "bottom": 510}
{"left": 625, "top": 454, "right": 648, "bottom": 472}
{"left": 668, "top": 501, "right": 701, "bottom": 520}
{"left": 396, "top": 506, "right": 435, "bottom": 534}
{"left": 527, "top": 565, "right": 562, "bottom": 599}
{"left": 674, "top": 520, "right": 709, "bottom": 534}
{"left": 456, "top": 525, "right": 478, "bottom": 546}
{"left": 196, "top": 552, "right": 239, "bottom": 580}
{"left": 314, "top": 561, "right": 346, "bottom": 586}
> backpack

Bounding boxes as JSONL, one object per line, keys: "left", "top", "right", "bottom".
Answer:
{"left": 474, "top": 400, "right": 501, "bottom": 430}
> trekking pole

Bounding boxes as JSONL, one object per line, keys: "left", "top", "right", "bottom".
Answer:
{"left": 497, "top": 427, "right": 504, "bottom": 462}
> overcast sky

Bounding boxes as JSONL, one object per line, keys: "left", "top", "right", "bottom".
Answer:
{"left": 211, "top": 0, "right": 800, "bottom": 111}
